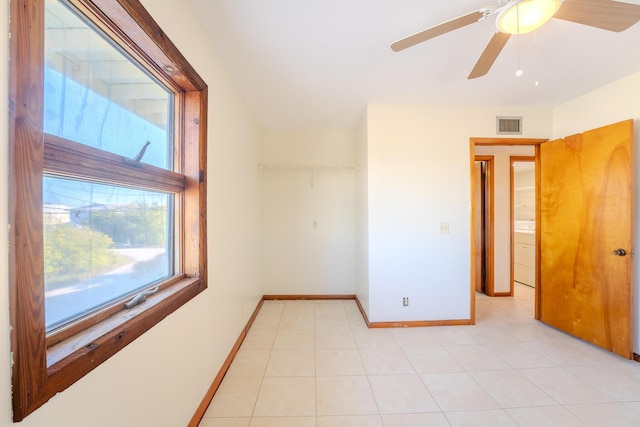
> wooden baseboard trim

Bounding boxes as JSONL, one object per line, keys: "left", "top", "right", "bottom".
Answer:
{"left": 493, "top": 292, "right": 512, "bottom": 297}
{"left": 263, "top": 294, "right": 356, "bottom": 300}
{"left": 354, "top": 296, "right": 471, "bottom": 328}
{"left": 187, "top": 298, "right": 264, "bottom": 427}
{"left": 354, "top": 296, "right": 370, "bottom": 326}
{"left": 634, "top": 353, "right": 640, "bottom": 363}
{"left": 368, "top": 319, "right": 472, "bottom": 328}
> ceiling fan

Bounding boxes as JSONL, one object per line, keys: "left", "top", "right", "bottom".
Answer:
{"left": 391, "top": 0, "right": 640, "bottom": 79}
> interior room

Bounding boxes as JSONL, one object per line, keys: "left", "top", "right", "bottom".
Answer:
{"left": 3, "top": 0, "right": 640, "bottom": 426}
{"left": 513, "top": 160, "right": 536, "bottom": 289}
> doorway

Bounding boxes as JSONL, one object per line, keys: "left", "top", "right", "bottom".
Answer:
{"left": 511, "top": 158, "right": 536, "bottom": 291}
{"left": 470, "top": 138, "right": 546, "bottom": 324}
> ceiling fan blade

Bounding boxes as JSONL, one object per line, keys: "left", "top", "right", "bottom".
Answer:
{"left": 391, "top": 10, "right": 485, "bottom": 52}
{"left": 554, "top": 0, "right": 640, "bottom": 32}
{"left": 468, "top": 32, "right": 511, "bottom": 79}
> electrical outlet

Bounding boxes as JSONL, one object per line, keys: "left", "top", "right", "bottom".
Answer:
{"left": 312, "top": 219, "right": 318, "bottom": 229}
{"left": 439, "top": 222, "right": 450, "bottom": 234}
{"left": 403, "top": 297, "right": 409, "bottom": 307}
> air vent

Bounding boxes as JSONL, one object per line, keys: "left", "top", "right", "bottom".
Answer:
{"left": 496, "top": 116, "right": 522, "bottom": 135}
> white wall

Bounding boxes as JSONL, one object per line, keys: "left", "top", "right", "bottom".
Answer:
{"left": 356, "top": 113, "right": 370, "bottom": 313}
{"left": 1, "top": 0, "right": 264, "bottom": 425}
{"left": 261, "top": 129, "right": 356, "bottom": 295}
{"left": 363, "top": 105, "right": 551, "bottom": 323}
{"left": 514, "top": 168, "right": 535, "bottom": 221}
{"left": 474, "top": 146, "right": 535, "bottom": 294}
{"left": 553, "top": 71, "right": 640, "bottom": 353}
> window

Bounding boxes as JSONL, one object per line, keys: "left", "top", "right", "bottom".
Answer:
{"left": 9, "top": 0, "right": 207, "bottom": 421}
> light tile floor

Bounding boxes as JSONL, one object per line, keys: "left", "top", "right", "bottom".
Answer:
{"left": 199, "top": 284, "right": 640, "bottom": 426}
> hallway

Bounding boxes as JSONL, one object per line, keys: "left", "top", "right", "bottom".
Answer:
{"left": 199, "top": 284, "right": 640, "bottom": 426}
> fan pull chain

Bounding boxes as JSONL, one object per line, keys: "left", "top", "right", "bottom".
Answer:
{"left": 534, "top": 31, "right": 539, "bottom": 87}
{"left": 515, "top": 37, "right": 524, "bottom": 77}
{"left": 515, "top": 3, "right": 524, "bottom": 77}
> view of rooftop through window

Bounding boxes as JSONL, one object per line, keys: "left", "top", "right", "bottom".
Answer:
{"left": 43, "top": 0, "right": 176, "bottom": 332}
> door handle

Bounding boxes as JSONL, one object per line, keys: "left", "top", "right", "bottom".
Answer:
{"left": 613, "top": 248, "right": 627, "bottom": 257}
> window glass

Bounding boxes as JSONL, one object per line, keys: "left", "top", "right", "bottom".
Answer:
{"left": 43, "top": 176, "right": 174, "bottom": 331}
{"left": 44, "top": 0, "right": 173, "bottom": 170}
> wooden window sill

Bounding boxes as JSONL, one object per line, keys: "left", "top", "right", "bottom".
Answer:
{"left": 47, "top": 277, "right": 205, "bottom": 374}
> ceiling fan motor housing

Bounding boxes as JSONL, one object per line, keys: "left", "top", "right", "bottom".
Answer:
{"left": 496, "top": 0, "right": 563, "bottom": 35}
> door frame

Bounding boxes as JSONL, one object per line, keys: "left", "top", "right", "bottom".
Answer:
{"left": 470, "top": 138, "right": 547, "bottom": 324}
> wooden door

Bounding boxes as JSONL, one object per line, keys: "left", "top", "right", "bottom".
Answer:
{"left": 474, "top": 162, "right": 484, "bottom": 293}
{"left": 474, "top": 157, "right": 494, "bottom": 295}
{"left": 540, "top": 120, "right": 634, "bottom": 359}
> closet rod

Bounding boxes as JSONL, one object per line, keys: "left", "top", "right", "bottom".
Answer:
{"left": 257, "top": 164, "right": 360, "bottom": 172}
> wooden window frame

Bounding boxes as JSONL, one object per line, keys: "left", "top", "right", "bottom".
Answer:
{"left": 8, "top": 0, "right": 208, "bottom": 421}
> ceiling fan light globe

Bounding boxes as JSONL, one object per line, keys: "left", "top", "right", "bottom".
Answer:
{"left": 496, "top": 0, "right": 562, "bottom": 35}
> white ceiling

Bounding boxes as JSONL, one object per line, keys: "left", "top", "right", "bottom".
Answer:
{"left": 187, "top": 0, "right": 640, "bottom": 129}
